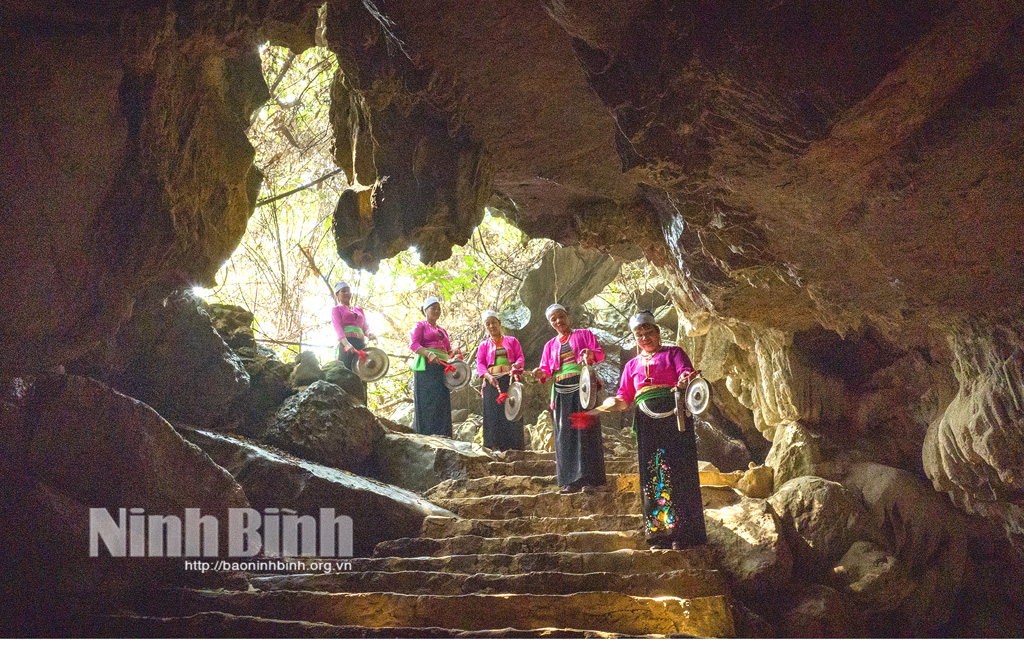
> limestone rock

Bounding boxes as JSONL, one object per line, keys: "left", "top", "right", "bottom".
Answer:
{"left": 511, "top": 245, "right": 621, "bottom": 363}
{"left": 0, "top": 375, "right": 249, "bottom": 632}
{"left": 179, "top": 427, "right": 452, "bottom": 556}
{"left": 78, "top": 290, "right": 252, "bottom": 430}
{"left": 289, "top": 350, "right": 325, "bottom": 388}
{"left": 923, "top": 313, "right": 1024, "bottom": 553}
{"left": 206, "top": 303, "right": 258, "bottom": 356}
{"left": 525, "top": 411, "right": 555, "bottom": 452}
{"left": 768, "top": 476, "right": 870, "bottom": 579}
{"left": 779, "top": 584, "right": 859, "bottom": 638}
{"left": 844, "top": 462, "right": 968, "bottom": 634}
{"left": 264, "top": 380, "right": 384, "bottom": 471}
{"left": 765, "top": 421, "right": 826, "bottom": 486}
{"left": 736, "top": 464, "right": 774, "bottom": 499}
{"left": 704, "top": 497, "right": 792, "bottom": 601}
{"left": 835, "top": 540, "right": 915, "bottom": 615}
{"left": 321, "top": 359, "right": 365, "bottom": 403}
{"left": 369, "top": 432, "right": 494, "bottom": 493}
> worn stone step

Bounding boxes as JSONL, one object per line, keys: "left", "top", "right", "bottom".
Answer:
{"left": 425, "top": 473, "right": 639, "bottom": 500}
{"left": 421, "top": 514, "right": 642, "bottom": 538}
{"left": 485, "top": 459, "right": 638, "bottom": 477}
{"left": 433, "top": 490, "right": 640, "bottom": 519}
{"left": 147, "top": 588, "right": 735, "bottom": 637}
{"left": 374, "top": 531, "right": 647, "bottom": 557}
{"left": 101, "top": 612, "right": 648, "bottom": 638}
{"left": 342, "top": 548, "right": 716, "bottom": 575}
{"left": 249, "top": 569, "right": 728, "bottom": 599}
{"left": 492, "top": 450, "right": 557, "bottom": 462}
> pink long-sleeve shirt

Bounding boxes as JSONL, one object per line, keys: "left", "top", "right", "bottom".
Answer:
{"left": 616, "top": 345, "right": 695, "bottom": 404}
{"left": 537, "top": 329, "right": 605, "bottom": 377}
{"left": 476, "top": 336, "right": 525, "bottom": 376}
{"left": 331, "top": 305, "right": 368, "bottom": 340}
{"left": 409, "top": 320, "right": 452, "bottom": 353}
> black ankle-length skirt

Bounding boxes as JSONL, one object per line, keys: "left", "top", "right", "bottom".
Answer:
{"left": 552, "top": 376, "right": 606, "bottom": 488}
{"left": 634, "top": 394, "right": 707, "bottom": 546}
{"left": 481, "top": 374, "right": 524, "bottom": 451}
{"left": 413, "top": 362, "right": 452, "bottom": 437}
{"left": 337, "top": 337, "right": 367, "bottom": 402}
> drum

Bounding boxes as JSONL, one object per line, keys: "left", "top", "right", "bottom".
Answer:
{"left": 444, "top": 358, "right": 472, "bottom": 391}
{"left": 578, "top": 363, "right": 601, "bottom": 410}
{"left": 353, "top": 347, "right": 389, "bottom": 382}
{"left": 504, "top": 381, "right": 524, "bottom": 421}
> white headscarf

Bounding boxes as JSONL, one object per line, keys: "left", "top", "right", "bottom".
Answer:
{"left": 481, "top": 309, "right": 500, "bottom": 324}
{"left": 545, "top": 303, "right": 567, "bottom": 319}
{"left": 421, "top": 296, "right": 441, "bottom": 314}
{"left": 334, "top": 281, "right": 350, "bottom": 293}
{"left": 629, "top": 310, "right": 657, "bottom": 332}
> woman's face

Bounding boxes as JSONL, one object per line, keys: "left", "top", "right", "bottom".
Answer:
{"left": 547, "top": 309, "right": 571, "bottom": 336}
{"left": 633, "top": 323, "right": 661, "bottom": 353}
{"left": 484, "top": 316, "right": 502, "bottom": 338}
{"left": 425, "top": 303, "right": 441, "bottom": 322}
{"left": 335, "top": 287, "right": 351, "bottom": 306}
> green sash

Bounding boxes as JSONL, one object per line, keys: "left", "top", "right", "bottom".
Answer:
{"left": 342, "top": 324, "right": 365, "bottom": 340}
{"left": 412, "top": 347, "right": 449, "bottom": 371}
{"left": 633, "top": 386, "right": 674, "bottom": 434}
{"left": 550, "top": 362, "right": 582, "bottom": 401}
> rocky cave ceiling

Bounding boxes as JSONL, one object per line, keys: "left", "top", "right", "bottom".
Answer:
{"left": 2, "top": 0, "right": 1022, "bottom": 552}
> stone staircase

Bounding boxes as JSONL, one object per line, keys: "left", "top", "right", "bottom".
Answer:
{"left": 104, "top": 449, "right": 735, "bottom": 637}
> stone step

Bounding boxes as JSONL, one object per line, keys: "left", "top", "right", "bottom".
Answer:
{"left": 337, "top": 548, "right": 716, "bottom": 575}
{"left": 492, "top": 450, "right": 557, "bottom": 462}
{"left": 101, "top": 612, "right": 650, "bottom": 638}
{"left": 485, "top": 459, "right": 638, "bottom": 477}
{"left": 425, "top": 473, "right": 639, "bottom": 500}
{"left": 249, "top": 569, "right": 728, "bottom": 599}
{"left": 433, "top": 490, "right": 640, "bottom": 520}
{"left": 374, "top": 531, "right": 647, "bottom": 557}
{"left": 146, "top": 588, "right": 735, "bottom": 637}
{"left": 421, "top": 514, "right": 642, "bottom": 538}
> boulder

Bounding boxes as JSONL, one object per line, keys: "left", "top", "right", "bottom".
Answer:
{"left": 779, "top": 584, "right": 860, "bottom": 638}
{"left": 695, "top": 402, "right": 753, "bottom": 473}
{"left": 237, "top": 351, "right": 294, "bottom": 438}
{"left": 835, "top": 540, "right": 915, "bottom": 615}
{"left": 264, "top": 380, "right": 384, "bottom": 471}
{"left": 0, "top": 376, "right": 249, "bottom": 633}
{"left": 764, "top": 421, "right": 826, "bottom": 486}
{"left": 768, "top": 476, "right": 870, "bottom": 580}
{"left": 525, "top": 411, "right": 555, "bottom": 452}
{"left": 704, "top": 496, "right": 793, "bottom": 601}
{"left": 206, "top": 302, "right": 258, "bottom": 356}
{"left": 289, "top": 350, "right": 325, "bottom": 388}
{"left": 321, "top": 359, "right": 365, "bottom": 403}
{"left": 180, "top": 428, "right": 453, "bottom": 556}
{"left": 844, "top": 462, "right": 968, "bottom": 634}
{"left": 369, "top": 432, "right": 495, "bottom": 492}
{"left": 512, "top": 245, "right": 621, "bottom": 363}
{"left": 75, "top": 290, "right": 251, "bottom": 430}
{"left": 736, "top": 464, "right": 774, "bottom": 499}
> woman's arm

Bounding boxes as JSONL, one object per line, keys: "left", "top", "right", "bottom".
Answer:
{"left": 476, "top": 339, "right": 491, "bottom": 377}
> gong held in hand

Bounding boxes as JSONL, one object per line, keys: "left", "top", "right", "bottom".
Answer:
{"left": 352, "top": 347, "right": 390, "bottom": 382}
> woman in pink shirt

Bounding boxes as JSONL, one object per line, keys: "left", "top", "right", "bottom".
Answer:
{"left": 409, "top": 296, "right": 457, "bottom": 437}
{"left": 531, "top": 304, "right": 606, "bottom": 493}
{"left": 331, "top": 281, "right": 376, "bottom": 401}
{"left": 477, "top": 310, "right": 525, "bottom": 451}
{"left": 603, "top": 310, "right": 706, "bottom": 550}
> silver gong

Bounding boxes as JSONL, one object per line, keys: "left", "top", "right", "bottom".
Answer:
{"left": 579, "top": 363, "right": 601, "bottom": 410}
{"left": 444, "top": 359, "right": 472, "bottom": 391}
{"left": 685, "top": 376, "right": 711, "bottom": 415}
{"left": 504, "top": 381, "right": 524, "bottom": 421}
{"left": 353, "top": 347, "right": 389, "bottom": 382}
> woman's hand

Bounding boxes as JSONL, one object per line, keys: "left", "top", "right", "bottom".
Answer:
{"left": 367, "top": 332, "right": 377, "bottom": 342}
{"left": 581, "top": 349, "right": 597, "bottom": 365}
{"left": 600, "top": 396, "right": 628, "bottom": 412}
{"left": 486, "top": 374, "right": 499, "bottom": 388}
{"left": 676, "top": 369, "right": 699, "bottom": 389}
{"left": 531, "top": 367, "right": 547, "bottom": 380}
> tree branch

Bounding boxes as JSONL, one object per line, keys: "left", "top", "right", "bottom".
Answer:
{"left": 256, "top": 169, "right": 344, "bottom": 208}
